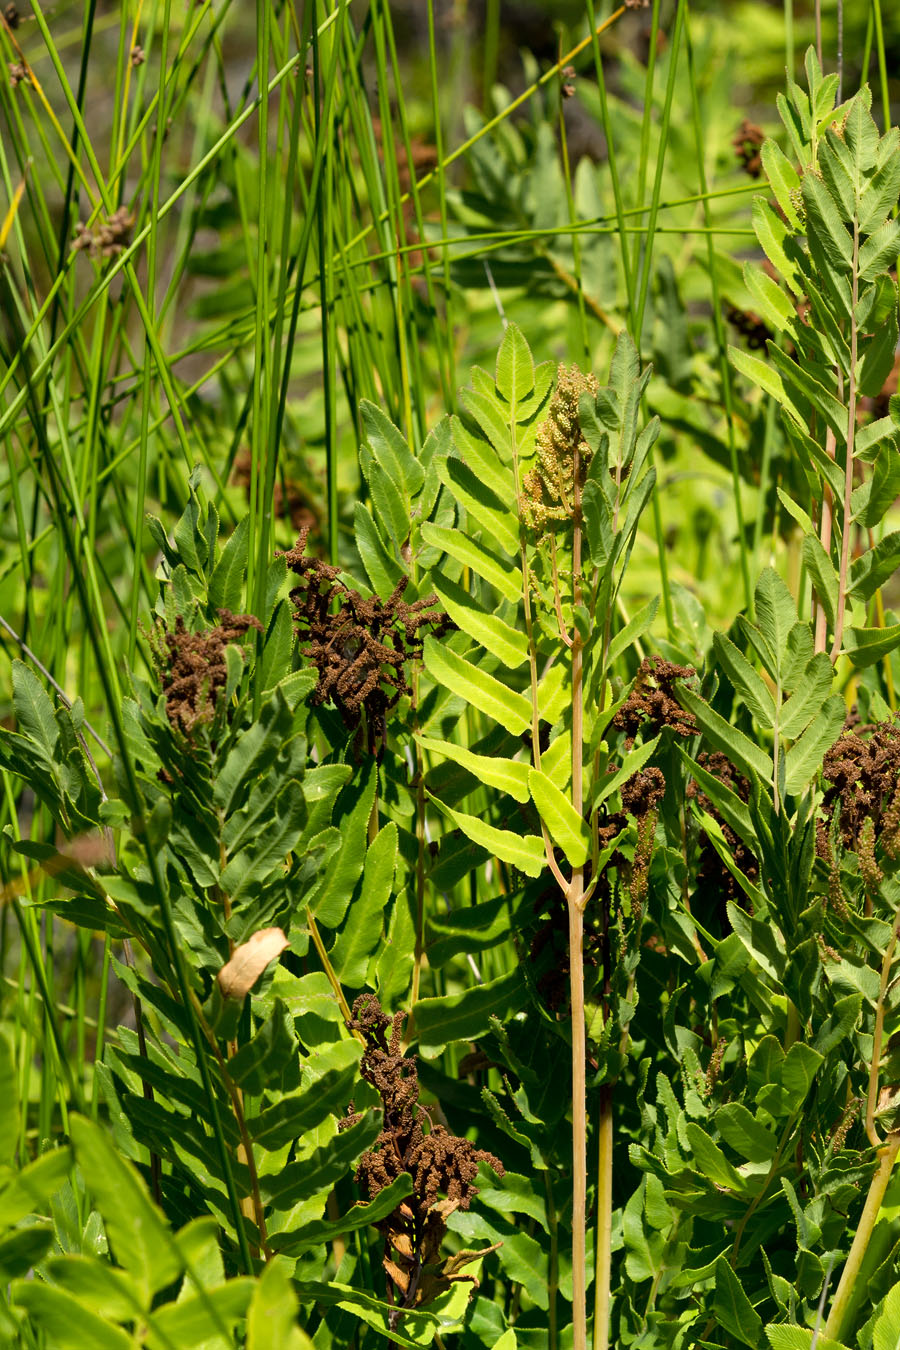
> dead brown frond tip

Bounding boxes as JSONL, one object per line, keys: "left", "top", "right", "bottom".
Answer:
{"left": 149, "top": 609, "right": 262, "bottom": 738}
{"left": 285, "top": 528, "right": 452, "bottom": 754}
{"left": 341, "top": 994, "right": 503, "bottom": 1325}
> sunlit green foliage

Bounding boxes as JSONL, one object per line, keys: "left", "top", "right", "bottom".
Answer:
{"left": 2, "top": 3, "right": 900, "bottom": 1348}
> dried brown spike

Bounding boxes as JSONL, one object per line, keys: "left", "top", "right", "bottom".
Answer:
{"left": 284, "top": 533, "right": 452, "bottom": 755}
{"left": 343, "top": 994, "right": 503, "bottom": 1317}
{"left": 687, "top": 750, "right": 760, "bottom": 908}
{"left": 830, "top": 1098, "right": 859, "bottom": 1153}
{"left": 72, "top": 206, "right": 136, "bottom": 259}
{"left": 705, "top": 1037, "right": 727, "bottom": 1095}
{"left": 733, "top": 118, "right": 766, "bottom": 178}
{"left": 150, "top": 609, "right": 262, "bottom": 739}
{"left": 820, "top": 715, "right": 900, "bottom": 885}
{"left": 725, "top": 302, "right": 772, "bottom": 351}
{"left": 614, "top": 655, "right": 697, "bottom": 749}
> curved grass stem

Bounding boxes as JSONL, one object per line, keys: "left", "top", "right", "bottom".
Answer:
{"left": 824, "top": 1131, "right": 900, "bottom": 1342}
{"left": 865, "top": 900, "right": 900, "bottom": 1147}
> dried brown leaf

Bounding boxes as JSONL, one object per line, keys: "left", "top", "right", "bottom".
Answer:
{"left": 441, "top": 1243, "right": 501, "bottom": 1279}
{"left": 383, "top": 1258, "right": 411, "bottom": 1294}
{"left": 217, "top": 928, "right": 288, "bottom": 999}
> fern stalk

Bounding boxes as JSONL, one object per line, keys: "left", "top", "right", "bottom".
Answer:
{"left": 567, "top": 890, "right": 588, "bottom": 1349}
{"left": 593, "top": 1085, "right": 614, "bottom": 1350}
{"left": 569, "top": 468, "right": 588, "bottom": 1349}
{"left": 830, "top": 222, "right": 860, "bottom": 663}
{"left": 814, "top": 424, "right": 837, "bottom": 654}
{"left": 865, "top": 899, "right": 900, "bottom": 1147}
{"left": 545, "top": 1171, "right": 560, "bottom": 1349}
{"left": 825, "top": 1130, "right": 900, "bottom": 1341}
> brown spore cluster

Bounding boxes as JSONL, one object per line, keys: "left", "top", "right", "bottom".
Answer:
{"left": 817, "top": 716, "right": 900, "bottom": 897}
{"left": 531, "top": 765, "right": 666, "bottom": 1012}
{"left": 725, "top": 302, "right": 772, "bottom": 351}
{"left": 342, "top": 994, "right": 503, "bottom": 1321}
{"left": 284, "top": 529, "right": 452, "bottom": 754}
{"left": 687, "top": 750, "right": 760, "bottom": 909}
{"left": 150, "top": 609, "right": 262, "bottom": 737}
{"left": 73, "top": 206, "right": 135, "bottom": 259}
{"left": 621, "top": 767, "right": 666, "bottom": 918}
{"left": 733, "top": 118, "right": 765, "bottom": 178}
{"left": 613, "top": 655, "right": 697, "bottom": 748}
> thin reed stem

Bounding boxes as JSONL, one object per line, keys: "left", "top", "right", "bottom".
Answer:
{"left": 824, "top": 1132, "right": 900, "bottom": 1342}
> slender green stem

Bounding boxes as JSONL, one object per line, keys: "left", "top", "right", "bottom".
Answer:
{"left": 426, "top": 0, "right": 456, "bottom": 404}
{"left": 593, "top": 1085, "right": 613, "bottom": 1350}
{"left": 307, "top": 908, "right": 362, "bottom": 1038}
{"left": 557, "top": 52, "right": 589, "bottom": 365}
{"left": 570, "top": 461, "right": 588, "bottom": 1350}
{"left": 830, "top": 221, "right": 860, "bottom": 663}
{"left": 340, "top": 8, "right": 627, "bottom": 259}
{"left": 872, "top": 0, "right": 890, "bottom": 133}
{"left": 632, "top": 0, "right": 687, "bottom": 342}
{"left": 568, "top": 890, "right": 588, "bottom": 1350}
{"left": 130, "top": 0, "right": 171, "bottom": 662}
{"left": 545, "top": 1171, "right": 559, "bottom": 1350}
{"left": 630, "top": 0, "right": 661, "bottom": 287}
{"left": 684, "top": 3, "right": 751, "bottom": 613}
{"left": 824, "top": 1132, "right": 900, "bottom": 1342}
{"left": 409, "top": 669, "right": 427, "bottom": 1015}
{"left": 866, "top": 901, "right": 900, "bottom": 1147}
{"left": 784, "top": 0, "right": 794, "bottom": 76}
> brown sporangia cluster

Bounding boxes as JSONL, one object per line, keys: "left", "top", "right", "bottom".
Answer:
{"left": 733, "top": 118, "right": 765, "bottom": 178}
{"left": 231, "top": 449, "right": 319, "bottom": 539}
{"left": 531, "top": 766, "right": 665, "bottom": 1012}
{"left": 621, "top": 766, "right": 666, "bottom": 919}
{"left": 725, "top": 302, "right": 772, "bottom": 351}
{"left": 8, "top": 60, "right": 28, "bottom": 87}
{"left": 73, "top": 206, "right": 134, "bottom": 259}
{"left": 613, "top": 655, "right": 697, "bottom": 749}
{"left": 284, "top": 528, "right": 452, "bottom": 755}
{"left": 521, "top": 364, "right": 598, "bottom": 532}
{"left": 687, "top": 750, "right": 760, "bottom": 909}
{"left": 149, "top": 610, "right": 262, "bottom": 737}
{"left": 561, "top": 65, "right": 576, "bottom": 98}
{"left": 131, "top": 44, "right": 145, "bottom": 67}
{"left": 592, "top": 766, "right": 665, "bottom": 922}
{"left": 829, "top": 1098, "right": 860, "bottom": 1153}
{"left": 341, "top": 995, "right": 503, "bottom": 1325}
{"left": 4, "top": 4, "right": 20, "bottom": 29}
{"left": 704, "top": 1036, "right": 727, "bottom": 1096}
{"left": 817, "top": 716, "right": 900, "bottom": 899}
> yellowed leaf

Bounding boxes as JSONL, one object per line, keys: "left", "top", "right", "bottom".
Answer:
{"left": 217, "top": 927, "right": 289, "bottom": 999}
{"left": 0, "top": 171, "right": 27, "bottom": 251}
